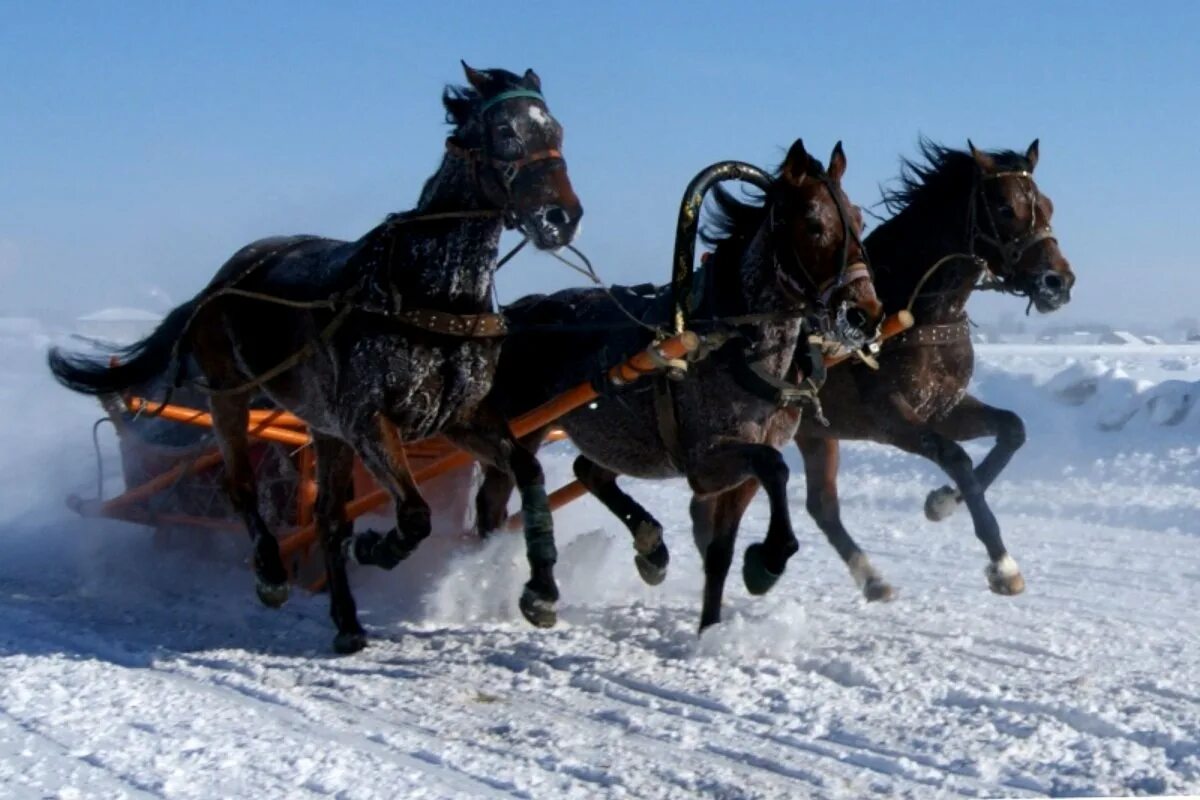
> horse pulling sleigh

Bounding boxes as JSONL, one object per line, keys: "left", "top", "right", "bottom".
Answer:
{"left": 50, "top": 63, "right": 1073, "bottom": 653}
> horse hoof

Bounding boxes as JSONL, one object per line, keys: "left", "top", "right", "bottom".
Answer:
{"left": 925, "top": 486, "right": 960, "bottom": 522}
{"left": 985, "top": 555, "right": 1026, "bottom": 596}
{"left": 519, "top": 587, "right": 558, "bottom": 629}
{"left": 255, "top": 578, "right": 290, "bottom": 609}
{"left": 864, "top": 578, "right": 897, "bottom": 602}
{"left": 634, "top": 553, "right": 668, "bottom": 586}
{"left": 333, "top": 631, "right": 368, "bottom": 655}
{"left": 743, "top": 543, "right": 783, "bottom": 596}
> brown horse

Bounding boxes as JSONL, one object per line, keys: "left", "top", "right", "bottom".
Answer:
{"left": 477, "top": 140, "right": 884, "bottom": 630}
{"left": 787, "top": 139, "right": 1075, "bottom": 601}
{"left": 48, "top": 64, "right": 582, "bottom": 653}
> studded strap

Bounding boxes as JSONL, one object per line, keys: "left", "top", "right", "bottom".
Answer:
{"left": 883, "top": 317, "right": 971, "bottom": 349}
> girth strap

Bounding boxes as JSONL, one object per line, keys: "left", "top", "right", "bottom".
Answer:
{"left": 653, "top": 376, "right": 687, "bottom": 473}
{"left": 391, "top": 308, "right": 507, "bottom": 338}
{"left": 883, "top": 317, "right": 971, "bottom": 349}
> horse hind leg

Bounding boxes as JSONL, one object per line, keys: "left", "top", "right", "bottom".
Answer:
{"left": 209, "top": 394, "right": 290, "bottom": 608}
{"left": 797, "top": 435, "right": 894, "bottom": 601}
{"left": 313, "top": 434, "right": 367, "bottom": 654}
{"left": 574, "top": 456, "right": 669, "bottom": 586}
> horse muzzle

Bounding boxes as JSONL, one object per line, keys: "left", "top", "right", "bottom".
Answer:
{"left": 519, "top": 203, "right": 582, "bottom": 250}
{"left": 1029, "top": 268, "right": 1073, "bottom": 312}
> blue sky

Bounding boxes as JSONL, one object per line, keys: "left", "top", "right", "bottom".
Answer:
{"left": 2, "top": 1, "right": 1197, "bottom": 326}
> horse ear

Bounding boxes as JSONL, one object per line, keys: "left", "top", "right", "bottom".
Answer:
{"left": 781, "top": 138, "right": 810, "bottom": 188}
{"left": 828, "top": 141, "right": 847, "bottom": 182}
{"left": 1025, "top": 138, "right": 1040, "bottom": 171}
{"left": 968, "top": 139, "right": 996, "bottom": 173}
{"left": 523, "top": 68, "right": 542, "bottom": 91}
{"left": 461, "top": 60, "right": 491, "bottom": 92}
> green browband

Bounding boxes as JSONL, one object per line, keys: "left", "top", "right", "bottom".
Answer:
{"left": 478, "top": 89, "right": 545, "bottom": 114}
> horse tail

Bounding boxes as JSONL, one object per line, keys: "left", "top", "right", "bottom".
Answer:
{"left": 47, "top": 299, "right": 198, "bottom": 396}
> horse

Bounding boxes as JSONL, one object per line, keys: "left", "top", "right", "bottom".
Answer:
{"left": 48, "top": 63, "right": 583, "bottom": 653}
{"left": 476, "top": 139, "right": 884, "bottom": 630}
{"left": 788, "top": 138, "right": 1075, "bottom": 601}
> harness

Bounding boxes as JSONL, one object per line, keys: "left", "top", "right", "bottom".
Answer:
{"left": 652, "top": 165, "right": 869, "bottom": 469}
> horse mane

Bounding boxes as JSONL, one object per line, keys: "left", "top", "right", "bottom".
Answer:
{"left": 699, "top": 151, "right": 828, "bottom": 259}
{"left": 880, "top": 137, "right": 1033, "bottom": 217}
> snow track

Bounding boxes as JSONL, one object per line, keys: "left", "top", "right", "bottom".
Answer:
{"left": 2, "top": 340, "right": 1199, "bottom": 798}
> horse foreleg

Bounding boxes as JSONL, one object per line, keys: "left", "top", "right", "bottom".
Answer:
{"left": 574, "top": 456, "right": 669, "bottom": 586}
{"left": 924, "top": 394, "right": 1027, "bottom": 522}
{"left": 209, "top": 394, "right": 290, "bottom": 608}
{"left": 447, "top": 406, "right": 559, "bottom": 629}
{"left": 313, "top": 434, "right": 366, "bottom": 654}
{"left": 688, "top": 442, "right": 796, "bottom": 597}
{"left": 885, "top": 408, "right": 1025, "bottom": 596}
{"left": 796, "top": 435, "right": 894, "bottom": 601}
{"left": 696, "top": 481, "right": 758, "bottom": 631}
{"left": 344, "top": 414, "right": 432, "bottom": 570}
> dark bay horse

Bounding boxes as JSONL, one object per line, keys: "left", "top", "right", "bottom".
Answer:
{"left": 478, "top": 140, "right": 883, "bottom": 629}
{"left": 790, "top": 139, "right": 1074, "bottom": 601}
{"left": 49, "top": 64, "right": 582, "bottom": 653}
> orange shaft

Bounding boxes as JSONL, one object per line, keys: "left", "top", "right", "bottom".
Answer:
{"left": 100, "top": 449, "right": 226, "bottom": 512}
{"left": 823, "top": 310, "right": 914, "bottom": 368}
{"left": 126, "top": 397, "right": 311, "bottom": 448}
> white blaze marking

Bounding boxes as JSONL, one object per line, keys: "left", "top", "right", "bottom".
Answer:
{"left": 528, "top": 105, "right": 553, "bottom": 129}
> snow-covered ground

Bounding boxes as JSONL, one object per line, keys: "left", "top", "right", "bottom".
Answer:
{"left": 1, "top": 335, "right": 1199, "bottom": 799}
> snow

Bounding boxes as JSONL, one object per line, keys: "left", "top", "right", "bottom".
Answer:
{"left": 2, "top": 336, "right": 1199, "bottom": 798}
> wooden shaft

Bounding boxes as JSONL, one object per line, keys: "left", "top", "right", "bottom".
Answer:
{"left": 97, "top": 449, "right": 226, "bottom": 512}
{"left": 125, "top": 397, "right": 311, "bottom": 448}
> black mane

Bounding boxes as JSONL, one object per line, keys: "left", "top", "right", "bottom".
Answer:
{"left": 880, "top": 138, "right": 1033, "bottom": 217}
{"left": 441, "top": 68, "right": 529, "bottom": 130}
{"left": 699, "top": 151, "right": 828, "bottom": 256}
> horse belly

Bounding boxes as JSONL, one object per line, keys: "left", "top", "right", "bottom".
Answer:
{"left": 560, "top": 393, "right": 679, "bottom": 480}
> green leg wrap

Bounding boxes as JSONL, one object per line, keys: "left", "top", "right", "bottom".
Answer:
{"left": 520, "top": 484, "right": 557, "bottom": 566}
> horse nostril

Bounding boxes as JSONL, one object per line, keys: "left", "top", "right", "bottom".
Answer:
{"left": 1041, "top": 272, "right": 1065, "bottom": 292}
{"left": 544, "top": 206, "right": 571, "bottom": 228}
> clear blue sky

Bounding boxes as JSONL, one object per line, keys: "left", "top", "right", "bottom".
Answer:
{"left": 2, "top": 0, "right": 1197, "bottom": 327}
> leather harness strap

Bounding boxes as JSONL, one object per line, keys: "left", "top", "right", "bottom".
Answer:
{"left": 883, "top": 317, "right": 971, "bottom": 349}
{"left": 391, "top": 308, "right": 507, "bottom": 338}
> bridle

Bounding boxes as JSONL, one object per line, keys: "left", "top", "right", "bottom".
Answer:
{"left": 444, "top": 88, "right": 565, "bottom": 223}
{"left": 969, "top": 169, "right": 1058, "bottom": 288}
{"left": 769, "top": 173, "right": 875, "bottom": 348}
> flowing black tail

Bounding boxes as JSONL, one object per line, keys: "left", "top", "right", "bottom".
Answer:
{"left": 47, "top": 299, "right": 198, "bottom": 396}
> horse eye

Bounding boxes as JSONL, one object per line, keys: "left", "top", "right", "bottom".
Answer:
{"left": 496, "top": 124, "right": 518, "bottom": 140}
{"left": 806, "top": 221, "right": 824, "bottom": 235}
{"left": 998, "top": 204, "right": 1015, "bottom": 219}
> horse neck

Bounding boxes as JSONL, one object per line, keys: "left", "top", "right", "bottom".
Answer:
{"left": 727, "top": 224, "right": 806, "bottom": 357}
{"left": 385, "top": 155, "right": 505, "bottom": 311}
{"left": 867, "top": 196, "right": 982, "bottom": 322}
